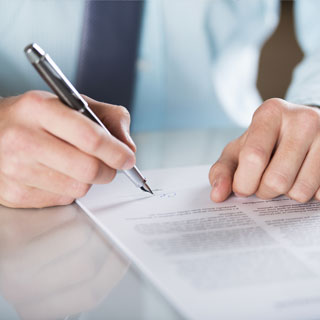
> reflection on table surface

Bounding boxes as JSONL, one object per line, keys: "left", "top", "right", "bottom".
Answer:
{"left": 0, "top": 128, "right": 243, "bottom": 319}
{"left": 0, "top": 203, "right": 182, "bottom": 320}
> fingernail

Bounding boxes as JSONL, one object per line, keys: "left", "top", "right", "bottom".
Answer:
{"left": 212, "top": 179, "right": 219, "bottom": 189}
{"left": 211, "top": 178, "right": 221, "bottom": 199}
{"left": 123, "top": 157, "right": 136, "bottom": 170}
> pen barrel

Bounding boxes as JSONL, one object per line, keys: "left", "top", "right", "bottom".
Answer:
{"left": 24, "top": 43, "right": 151, "bottom": 193}
{"left": 35, "top": 59, "right": 85, "bottom": 111}
{"left": 25, "top": 44, "right": 87, "bottom": 113}
{"left": 123, "top": 167, "right": 147, "bottom": 188}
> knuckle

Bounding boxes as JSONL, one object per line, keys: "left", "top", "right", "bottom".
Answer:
{"left": 239, "top": 145, "right": 269, "bottom": 168}
{"left": 297, "top": 108, "right": 319, "bottom": 130}
{"left": 117, "top": 105, "right": 131, "bottom": 120}
{"left": 210, "top": 161, "right": 223, "bottom": 173}
{"left": 17, "top": 90, "right": 44, "bottom": 112}
{"left": 254, "top": 98, "right": 284, "bottom": 118}
{"left": 263, "top": 171, "right": 290, "bottom": 195}
{"left": 85, "top": 128, "right": 104, "bottom": 154}
{"left": 23, "top": 90, "right": 42, "bottom": 101}
{"left": 210, "top": 161, "right": 230, "bottom": 176}
{"left": 1, "top": 160, "right": 20, "bottom": 178}
{"left": 264, "top": 97, "right": 284, "bottom": 106}
{"left": 222, "top": 140, "right": 238, "bottom": 154}
{"left": 288, "top": 180, "right": 316, "bottom": 203}
{"left": 0, "top": 126, "right": 27, "bottom": 152}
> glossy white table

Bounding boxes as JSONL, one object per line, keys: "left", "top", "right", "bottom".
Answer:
{"left": 0, "top": 128, "right": 243, "bottom": 320}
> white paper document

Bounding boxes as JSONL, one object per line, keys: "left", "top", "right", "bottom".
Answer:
{"left": 78, "top": 165, "right": 320, "bottom": 320}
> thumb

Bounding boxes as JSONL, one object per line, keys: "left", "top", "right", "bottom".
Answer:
{"left": 209, "top": 138, "right": 241, "bottom": 202}
{"left": 83, "top": 95, "right": 136, "bottom": 152}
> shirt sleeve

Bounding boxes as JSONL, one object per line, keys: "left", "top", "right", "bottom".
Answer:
{"left": 286, "top": 0, "right": 320, "bottom": 106}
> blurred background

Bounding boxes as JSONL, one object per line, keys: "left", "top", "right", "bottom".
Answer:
{"left": 257, "top": 0, "right": 303, "bottom": 100}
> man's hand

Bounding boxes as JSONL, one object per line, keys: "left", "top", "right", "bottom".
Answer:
{"left": 209, "top": 98, "right": 320, "bottom": 203}
{"left": 0, "top": 91, "right": 136, "bottom": 208}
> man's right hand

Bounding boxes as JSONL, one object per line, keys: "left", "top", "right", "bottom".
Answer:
{"left": 0, "top": 91, "right": 136, "bottom": 208}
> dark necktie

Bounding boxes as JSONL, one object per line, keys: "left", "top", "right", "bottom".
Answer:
{"left": 76, "top": 0, "right": 144, "bottom": 112}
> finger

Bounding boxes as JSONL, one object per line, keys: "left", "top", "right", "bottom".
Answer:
{"left": 5, "top": 161, "right": 92, "bottom": 200}
{"left": 209, "top": 139, "right": 240, "bottom": 202}
{"left": 0, "top": 177, "right": 73, "bottom": 208}
{"left": 257, "top": 120, "right": 315, "bottom": 199}
{"left": 32, "top": 130, "right": 116, "bottom": 185}
{"left": 233, "top": 104, "right": 281, "bottom": 197}
{"left": 35, "top": 96, "right": 135, "bottom": 170}
{"left": 84, "top": 96, "right": 136, "bottom": 152}
{"left": 0, "top": 127, "right": 116, "bottom": 185}
{"left": 287, "top": 137, "right": 320, "bottom": 202}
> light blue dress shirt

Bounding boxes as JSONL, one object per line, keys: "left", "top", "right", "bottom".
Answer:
{"left": 132, "top": 0, "right": 279, "bottom": 131}
{"left": 0, "top": 0, "right": 319, "bottom": 132}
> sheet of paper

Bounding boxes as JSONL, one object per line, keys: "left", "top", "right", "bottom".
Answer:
{"left": 78, "top": 165, "right": 320, "bottom": 320}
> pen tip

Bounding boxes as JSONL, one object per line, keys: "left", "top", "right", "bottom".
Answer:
{"left": 141, "top": 183, "right": 154, "bottom": 195}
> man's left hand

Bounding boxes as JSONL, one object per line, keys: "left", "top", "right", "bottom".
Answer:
{"left": 209, "top": 98, "right": 320, "bottom": 203}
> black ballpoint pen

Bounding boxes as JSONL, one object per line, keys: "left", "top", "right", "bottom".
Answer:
{"left": 24, "top": 43, "right": 153, "bottom": 194}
